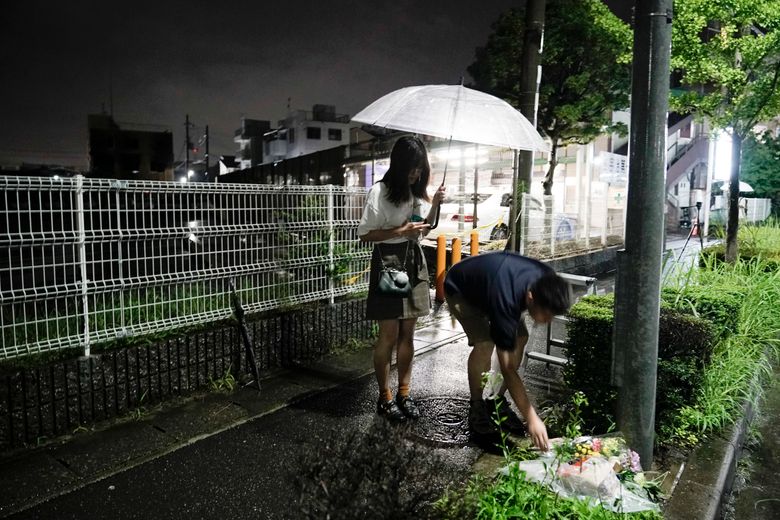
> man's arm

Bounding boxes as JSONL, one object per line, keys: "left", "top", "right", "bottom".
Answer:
{"left": 496, "top": 345, "right": 550, "bottom": 451}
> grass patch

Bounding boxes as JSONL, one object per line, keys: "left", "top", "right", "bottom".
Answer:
{"left": 661, "top": 254, "right": 780, "bottom": 446}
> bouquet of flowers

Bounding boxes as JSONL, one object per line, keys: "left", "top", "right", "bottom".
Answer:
{"left": 501, "top": 435, "right": 662, "bottom": 513}
{"left": 553, "top": 436, "right": 645, "bottom": 503}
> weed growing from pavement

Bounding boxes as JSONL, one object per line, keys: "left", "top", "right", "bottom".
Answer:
{"left": 129, "top": 390, "right": 149, "bottom": 421}
{"left": 208, "top": 366, "right": 237, "bottom": 393}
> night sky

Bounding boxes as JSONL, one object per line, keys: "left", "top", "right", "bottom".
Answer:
{"left": 0, "top": 1, "right": 631, "bottom": 170}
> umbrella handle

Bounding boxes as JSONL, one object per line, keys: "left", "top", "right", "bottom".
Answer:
{"left": 428, "top": 180, "right": 445, "bottom": 230}
{"left": 430, "top": 205, "right": 441, "bottom": 229}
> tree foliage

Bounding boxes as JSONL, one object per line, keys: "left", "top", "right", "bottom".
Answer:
{"left": 468, "top": 0, "right": 632, "bottom": 195}
{"left": 671, "top": 0, "right": 780, "bottom": 259}
{"left": 742, "top": 130, "right": 780, "bottom": 213}
{"left": 671, "top": 0, "right": 780, "bottom": 136}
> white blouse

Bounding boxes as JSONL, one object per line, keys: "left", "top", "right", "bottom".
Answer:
{"left": 357, "top": 182, "right": 429, "bottom": 244}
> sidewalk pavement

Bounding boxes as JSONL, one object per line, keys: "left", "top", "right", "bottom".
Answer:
{"left": 0, "top": 304, "right": 472, "bottom": 519}
{"left": 1, "top": 262, "right": 630, "bottom": 519}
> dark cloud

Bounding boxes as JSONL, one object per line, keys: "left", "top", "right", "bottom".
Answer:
{"left": 1, "top": 1, "right": 628, "bottom": 168}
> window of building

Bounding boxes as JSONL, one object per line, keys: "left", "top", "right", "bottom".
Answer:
{"left": 328, "top": 128, "right": 342, "bottom": 141}
{"left": 288, "top": 128, "right": 295, "bottom": 144}
{"left": 307, "top": 127, "right": 321, "bottom": 140}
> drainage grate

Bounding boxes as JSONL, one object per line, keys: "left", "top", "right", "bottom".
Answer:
{"left": 404, "top": 397, "right": 471, "bottom": 447}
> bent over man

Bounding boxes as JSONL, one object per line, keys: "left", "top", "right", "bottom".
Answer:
{"left": 445, "top": 251, "right": 571, "bottom": 450}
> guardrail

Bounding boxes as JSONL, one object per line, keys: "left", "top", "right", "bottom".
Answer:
{"left": 0, "top": 176, "right": 371, "bottom": 359}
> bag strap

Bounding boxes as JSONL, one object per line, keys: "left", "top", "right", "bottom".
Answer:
{"left": 377, "top": 240, "right": 411, "bottom": 271}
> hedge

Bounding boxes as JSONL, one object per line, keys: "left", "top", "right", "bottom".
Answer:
{"left": 563, "top": 294, "right": 716, "bottom": 434}
{"left": 661, "top": 284, "right": 744, "bottom": 341}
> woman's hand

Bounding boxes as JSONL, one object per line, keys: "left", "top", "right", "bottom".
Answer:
{"left": 432, "top": 184, "right": 446, "bottom": 206}
{"left": 398, "top": 221, "right": 431, "bottom": 239}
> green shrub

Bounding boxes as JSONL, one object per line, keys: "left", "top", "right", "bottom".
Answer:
{"left": 561, "top": 297, "right": 616, "bottom": 433}
{"left": 661, "top": 285, "right": 744, "bottom": 341}
{"left": 562, "top": 295, "right": 716, "bottom": 436}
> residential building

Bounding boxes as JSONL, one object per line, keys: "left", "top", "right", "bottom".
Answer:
{"left": 234, "top": 105, "right": 351, "bottom": 167}
{"left": 87, "top": 114, "right": 173, "bottom": 180}
{"left": 234, "top": 118, "right": 271, "bottom": 170}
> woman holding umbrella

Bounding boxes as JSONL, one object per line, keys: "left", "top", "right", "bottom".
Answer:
{"left": 358, "top": 136, "right": 445, "bottom": 421}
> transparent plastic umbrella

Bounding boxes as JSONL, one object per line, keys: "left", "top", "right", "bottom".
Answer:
{"left": 352, "top": 84, "right": 548, "bottom": 152}
{"left": 353, "top": 84, "right": 548, "bottom": 227}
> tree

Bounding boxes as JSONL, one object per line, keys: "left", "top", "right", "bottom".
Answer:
{"left": 468, "top": 0, "right": 633, "bottom": 196}
{"left": 742, "top": 130, "right": 780, "bottom": 215}
{"left": 671, "top": 0, "right": 780, "bottom": 261}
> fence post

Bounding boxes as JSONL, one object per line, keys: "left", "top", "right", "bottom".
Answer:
{"left": 327, "top": 185, "right": 335, "bottom": 305}
{"left": 546, "top": 195, "right": 555, "bottom": 258}
{"left": 114, "top": 184, "right": 126, "bottom": 334}
{"left": 74, "top": 175, "right": 91, "bottom": 357}
{"left": 519, "top": 194, "right": 527, "bottom": 255}
{"left": 601, "top": 193, "right": 609, "bottom": 247}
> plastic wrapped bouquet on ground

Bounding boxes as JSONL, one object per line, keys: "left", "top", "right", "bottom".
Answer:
{"left": 500, "top": 435, "right": 662, "bottom": 513}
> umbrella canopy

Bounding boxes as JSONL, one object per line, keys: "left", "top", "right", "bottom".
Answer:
{"left": 352, "top": 84, "right": 549, "bottom": 152}
{"left": 714, "top": 180, "right": 754, "bottom": 193}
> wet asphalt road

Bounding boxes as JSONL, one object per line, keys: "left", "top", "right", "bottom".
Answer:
{"left": 10, "top": 274, "right": 624, "bottom": 520}
{"left": 9, "top": 343, "right": 481, "bottom": 520}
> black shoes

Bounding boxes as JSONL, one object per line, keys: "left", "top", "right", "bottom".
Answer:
{"left": 468, "top": 398, "right": 499, "bottom": 436}
{"left": 377, "top": 398, "right": 407, "bottom": 422}
{"left": 376, "top": 394, "right": 421, "bottom": 421}
{"left": 485, "top": 396, "right": 527, "bottom": 436}
{"left": 469, "top": 396, "right": 527, "bottom": 436}
{"left": 395, "top": 394, "right": 421, "bottom": 420}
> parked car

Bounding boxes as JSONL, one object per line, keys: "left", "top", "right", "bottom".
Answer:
{"left": 426, "top": 190, "right": 577, "bottom": 243}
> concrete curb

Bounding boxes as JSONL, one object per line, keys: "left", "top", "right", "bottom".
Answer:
{"left": 664, "top": 376, "right": 761, "bottom": 520}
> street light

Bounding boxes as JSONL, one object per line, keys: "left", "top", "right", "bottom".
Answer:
{"left": 187, "top": 169, "right": 195, "bottom": 178}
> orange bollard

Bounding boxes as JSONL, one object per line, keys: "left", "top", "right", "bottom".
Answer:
{"left": 470, "top": 230, "right": 479, "bottom": 257}
{"left": 450, "top": 237, "right": 463, "bottom": 267}
{"left": 452, "top": 237, "right": 462, "bottom": 265}
{"left": 436, "top": 235, "right": 446, "bottom": 302}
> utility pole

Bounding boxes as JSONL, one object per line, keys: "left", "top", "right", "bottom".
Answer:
{"left": 205, "top": 124, "right": 210, "bottom": 182}
{"left": 185, "top": 114, "right": 190, "bottom": 179}
{"left": 513, "top": 0, "right": 545, "bottom": 250}
{"left": 611, "top": 0, "right": 673, "bottom": 469}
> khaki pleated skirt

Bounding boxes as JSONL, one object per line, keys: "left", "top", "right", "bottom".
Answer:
{"left": 366, "top": 241, "right": 430, "bottom": 320}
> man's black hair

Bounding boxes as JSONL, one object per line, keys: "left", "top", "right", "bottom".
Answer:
{"left": 529, "top": 272, "right": 571, "bottom": 315}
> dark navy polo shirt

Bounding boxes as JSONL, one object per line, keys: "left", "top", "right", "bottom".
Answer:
{"left": 444, "top": 252, "right": 552, "bottom": 351}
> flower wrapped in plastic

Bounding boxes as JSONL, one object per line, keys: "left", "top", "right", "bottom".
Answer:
{"left": 501, "top": 435, "right": 662, "bottom": 513}
{"left": 556, "top": 456, "right": 621, "bottom": 502}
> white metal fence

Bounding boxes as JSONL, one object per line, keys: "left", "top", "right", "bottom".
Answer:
{"left": 518, "top": 193, "right": 626, "bottom": 259}
{"left": 425, "top": 189, "right": 626, "bottom": 258}
{"left": 0, "top": 176, "right": 371, "bottom": 359}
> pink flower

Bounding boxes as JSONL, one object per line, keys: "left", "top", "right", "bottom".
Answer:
{"left": 629, "top": 450, "right": 642, "bottom": 472}
{"left": 591, "top": 438, "right": 602, "bottom": 452}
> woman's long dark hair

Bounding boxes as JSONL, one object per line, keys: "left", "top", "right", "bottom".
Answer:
{"left": 380, "top": 136, "right": 432, "bottom": 205}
